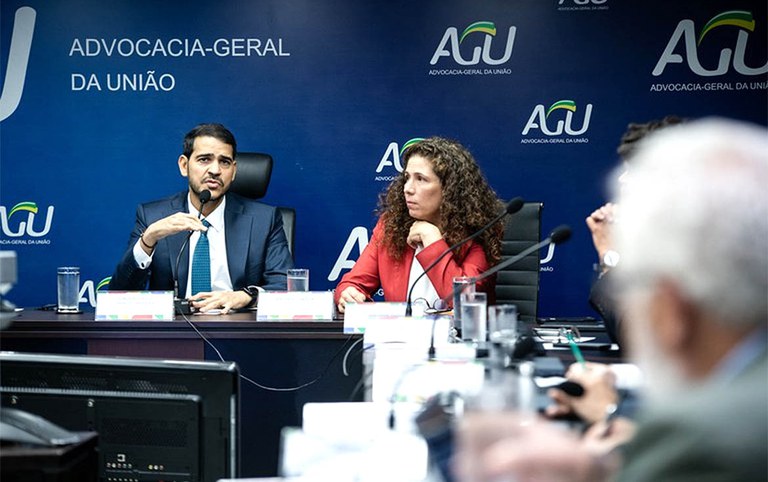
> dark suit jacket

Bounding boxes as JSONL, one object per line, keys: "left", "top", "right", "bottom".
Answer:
{"left": 109, "top": 191, "right": 292, "bottom": 293}
{"left": 589, "top": 270, "right": 622, "bottom": 345}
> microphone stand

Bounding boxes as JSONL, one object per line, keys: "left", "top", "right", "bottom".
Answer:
{"left": 173, "top": 191, "right": 211, "bottom": 314}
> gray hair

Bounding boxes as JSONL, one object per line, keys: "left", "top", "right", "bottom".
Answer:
{"left": 613, "top": 118, "right": 768, "bottom": 327}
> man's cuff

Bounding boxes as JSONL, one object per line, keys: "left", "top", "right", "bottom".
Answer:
{"left": 132, "top": 240, "right": 154, "bottom": 269}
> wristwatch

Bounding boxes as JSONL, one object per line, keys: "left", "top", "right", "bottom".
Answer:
{"left": 241, "top": 285, "right": 259, "bottom": 308}
{"left": 602, "top": 250, "right": 621, "bottom": 269}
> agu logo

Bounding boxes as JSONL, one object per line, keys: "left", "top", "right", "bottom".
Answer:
{"left": 521, "top": 100, "right": 592, "bottom": 139}
{"left": 653, "top": 10, "right": 767, "bottom": 77}
{"left": 430, "top": 21, "right": 516, "bottom": 66}
{"left": 80, "top": 276, "right": 112, "bottom": 308}
{"left": 0, "top": 202, "right": 54, "bottom": 238}
{"left": 374, "top": 138, "right": 424, "bottom": 180}
{"left": 0, "top": 7, "right": 36, "bottom": 122}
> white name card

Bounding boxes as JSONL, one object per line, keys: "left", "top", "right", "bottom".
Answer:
{"left": 343, "top": 302, "right": 410, "bottom": 333}
{"left": 256, "top": 291, "right": 334, "bottom": 321}
{"left": 95, "top": 291, "right": 174, "bottom": 321}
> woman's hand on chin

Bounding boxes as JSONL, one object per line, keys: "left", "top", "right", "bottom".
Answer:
{"left": 407, "top": 221, "right": 443, "bottom": 249}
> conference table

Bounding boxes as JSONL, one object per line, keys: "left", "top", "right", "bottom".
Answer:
{"left": 0, "top": 309, "right": 364, "bottom": 478}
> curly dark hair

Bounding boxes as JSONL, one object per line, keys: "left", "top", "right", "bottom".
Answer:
{"left": 376, "top": 137, "right": 503, "bottom": 264}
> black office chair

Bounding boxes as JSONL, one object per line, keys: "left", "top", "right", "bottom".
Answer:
{"left": 229, "top": 152, "right": 296, "bottom": 258}
{"left": 494, "top": 202, "right": 543, "bottom": 324}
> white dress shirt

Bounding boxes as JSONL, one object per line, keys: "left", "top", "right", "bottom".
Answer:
{"left": 132, "top": 194, "right": 233, "bottom": 297}
{"left": 407, "top": 245, "right": 440, "bottom": 312}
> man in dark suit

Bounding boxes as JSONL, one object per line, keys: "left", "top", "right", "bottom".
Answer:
{"left": 109, "top": 123, "right": 292, "bottom": 313}
{"left": 455, "top": 118, "right": 767, "bottom": 482}
{"left": 586, "top": 116, "right": 683, "bottom": 346}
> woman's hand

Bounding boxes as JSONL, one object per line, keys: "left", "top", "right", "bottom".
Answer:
{"left": 337, "top": 286, "right": 368, "bottom": 313}
{"left": 407, "top": 221, "right": 443, "bottom": 249}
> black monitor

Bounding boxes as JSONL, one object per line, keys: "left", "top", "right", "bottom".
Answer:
{"left": 0, "top": 351, "right": 239, "bottom": 482}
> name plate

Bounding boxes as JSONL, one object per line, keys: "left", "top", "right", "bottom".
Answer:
{"left": 96, "top": 291, "right": 174, "bottom": 321}
{"left": 257, "top": 291, "right": 334, "bottom": 321}
{"left": 343, "top": 302, "right": 410, "bottom": 333}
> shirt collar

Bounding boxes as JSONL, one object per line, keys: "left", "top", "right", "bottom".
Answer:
{"left": 187, "top": 193, "right": 226, "bottom": 232}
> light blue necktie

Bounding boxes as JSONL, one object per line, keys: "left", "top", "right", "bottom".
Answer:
{"left": 191, "top": 219, "right": 211, "bottom": 295}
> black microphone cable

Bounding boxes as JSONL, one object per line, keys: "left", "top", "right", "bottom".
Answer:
{"left": 178, "top": 309, "right": 361, "bottom": 392}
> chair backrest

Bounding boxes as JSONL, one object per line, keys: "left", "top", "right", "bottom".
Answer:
{"left": 230, "top": 152, "right": 295, "bottom": 257}
{"left": 494, "top": 202, "right": 543, "bottom": 324}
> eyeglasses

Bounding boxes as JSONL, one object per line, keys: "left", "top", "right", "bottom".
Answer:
{"left": 411, "top": 297, "right": 451, "bottom": 315}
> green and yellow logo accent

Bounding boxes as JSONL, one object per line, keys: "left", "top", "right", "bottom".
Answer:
{"left": 698, "top": 10, "right": 755, "bottom": 45}
{"left": 96, "top": 277, "right": 112, "bottom": 291}
{"left": 399, "top": 138, "right": 425, "bottom": 157}
{"left": 546, "top": 100, "right": 577, "bottom": 118}
{"left": 7, "top": 201, "right": 38, "bottom": 218}
{"left": 460, "top": 21, "right": 497, "bottom": 43}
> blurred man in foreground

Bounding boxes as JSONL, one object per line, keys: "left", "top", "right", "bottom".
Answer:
{"left": 456, "top": 118, "right": 768, "bottom": 482}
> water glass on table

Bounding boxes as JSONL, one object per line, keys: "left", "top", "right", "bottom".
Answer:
{"left": 287, "top": 268, "right": 309, "bottom": 292}
{"left": 57, "top": 266, "right": 80, "bottom": 313}
{"left": 489, "top": 304, "right": 518, "bottom": 346}
{"left": 460, "top": 291, "right": 487, "bottom": 342}
{"left": 452, "top": 276, "right": 475, "bottom": 330}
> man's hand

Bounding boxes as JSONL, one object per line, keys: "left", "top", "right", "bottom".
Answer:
{"left": 585, "top": 203, "right": 616, "bottom": 261}
{"left": 456, "top": 411, "right": 616, "bottom": 482}
{"left": 189, "top": 290, "right": 251, "bottom": 314}
{"left": 141, "top": 212, "right": 208, "bottom": 253}
{"left": 546, "top": 362, "right": 619, "bottom": 424}
{"left": 407, "top": 221, "right": 443, "bottom": 249}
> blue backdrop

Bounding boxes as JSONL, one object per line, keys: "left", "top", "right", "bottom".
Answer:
{"left": 2, "top": 0, "right": 766, "bottom": 316}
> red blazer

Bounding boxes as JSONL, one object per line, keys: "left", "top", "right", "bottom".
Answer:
{"left": 334, "top": 219, "right": 495, "bottom": 306}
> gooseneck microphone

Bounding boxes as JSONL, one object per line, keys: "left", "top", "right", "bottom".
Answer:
{"left": 405, "top": 197, "right": 524, "bottom": 316}
{"left": 173, "top": 190, "right": 212, "bottom": 305}
{"left": 444, "top": 225, "right": 572, "bottom": 305}
{"left": 473, "top": 225, "right": 571, "bottom": 285}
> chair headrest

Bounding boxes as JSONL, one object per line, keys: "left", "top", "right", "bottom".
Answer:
{"left": 230, "top": 152, "right": 273, "bottom": 200}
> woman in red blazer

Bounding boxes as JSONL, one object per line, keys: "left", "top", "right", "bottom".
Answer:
{"left": 335, "top": 137, "right": 503, "bottom": 313}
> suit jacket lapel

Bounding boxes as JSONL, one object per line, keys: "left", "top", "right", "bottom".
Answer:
{"left": 225, "top": 194, "right": 250, "bottom": 287}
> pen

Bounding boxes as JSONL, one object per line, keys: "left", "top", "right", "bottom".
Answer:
{"left": 566, "top": 332, "right": 587, "bottom": 368}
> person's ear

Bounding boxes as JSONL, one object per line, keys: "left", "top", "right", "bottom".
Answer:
{"left": 178, "top": 155, "right": 189, "bottom": 177}
{"left": 649, "top": 279, "right": 698, "bottom": 355}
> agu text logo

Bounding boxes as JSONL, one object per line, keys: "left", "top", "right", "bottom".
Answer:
{"left": 0, "top": 202, "right": 55, "bottom": 241}
{"left": 373, "top": 138, "right": 424, "bottom": 181}
{"left": 521, "top": 100, "right": 592, "bottom": 143}
{"left": 653, "top": 10, "right": 767, "bottom": 77}
{"left": 429, "top": 21, "right": 516, "bottom": 72}
{"left": 0, "top": 7, "right": 36, "bottom": 122}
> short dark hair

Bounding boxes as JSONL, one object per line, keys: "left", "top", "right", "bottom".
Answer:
{"left": 617, "top": 115, "right": 684, "bottom": 162}
{"left": 182, "top": 123, "right": 237, "bottom": 159}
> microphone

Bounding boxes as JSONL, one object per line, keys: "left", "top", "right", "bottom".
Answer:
{"left": 444, "top": 225, "right": 572, "bottom": 307}
{"left": 405, "top": 197, "right": 524, "bottom": 316}
{"left": 472, "top": 225, "right": 571, "bottom": 285}
{"left": 173, "top": 190, "right": 212, "bottom": 312}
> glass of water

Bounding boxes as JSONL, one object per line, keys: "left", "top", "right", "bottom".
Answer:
{"left": 57, "top": 266, "right": 80, "bottom": 313}
{"left": 489, "top": 304, "right": 518, "bottom": 346}
{"left": 460, "top": 292, "right": 487, "bottom": 342}
{"left": 287, "top": 268, "right": 309, "bottom": 292}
